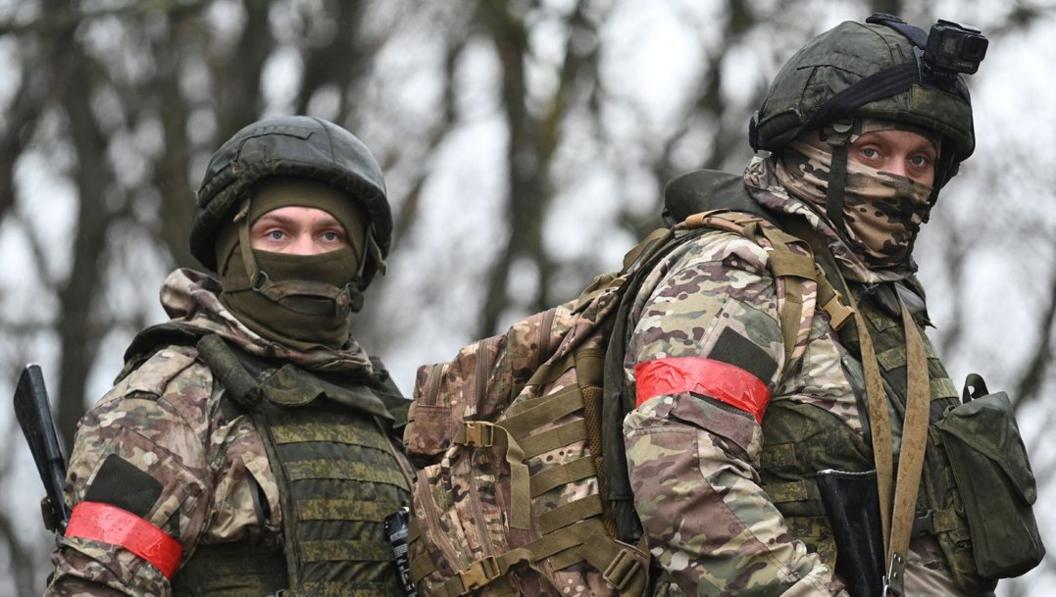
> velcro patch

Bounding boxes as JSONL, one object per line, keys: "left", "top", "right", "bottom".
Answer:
{"left": 85, "top": 455, "right": 163, "bottom": 518}
{"left": 709, "top": 328, "right": 778, "bottom": 384}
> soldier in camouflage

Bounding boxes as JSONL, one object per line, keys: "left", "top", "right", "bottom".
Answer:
{"left": 621, "top": 15, "right": 1041, "bottom": 596}
{"left": 47, "top": 116, "right": 414, "bottom": 596}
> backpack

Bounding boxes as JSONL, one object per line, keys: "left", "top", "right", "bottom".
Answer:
{"left": 402, "top": 172, "right": 851, "bottom": 596}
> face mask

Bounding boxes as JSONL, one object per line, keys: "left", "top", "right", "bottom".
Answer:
{"left": 773, "top": 122, "right": 935, "bottom": 268}
{"left": 220, "top": 244, "right": 361, "bottom": 351}
{"left": 217, "top": 185, "right": 366, "bottom": 351}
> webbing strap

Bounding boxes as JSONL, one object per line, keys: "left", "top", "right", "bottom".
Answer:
{"left": 547, "top": 544, "right": 586, "bottom": 572}
{"left": 284, "top": 460, "right": 410, "bottom": 486}
{"left": 679, "top": 211, "right": 818, "bottom": 367}
{"left": 825, "top": 139, "right": 851, "bottom": 234}
{"left": 300, "top": 539, "right": 392, "bottom": 562}
{"left": 778, "top": 277, "right": 804, "bottom": 367}
{"left": 269, "top": 424, "right": 391, "bottom": 450}
{"left": 500, "top": 385, "right": 584, "bottom": 439}
{"left": 767, "top": 250, "right": 818, "bottom": 280}
{"left": 757, "top": 224, "right": 817, "bottom": 367}
{"left": 295, "top": 499, "right": 395, "bottom": 522}
{"left": 436, "top": 519, "right": 608, "bottom": 596}
{"left": 844, "top": 288, "right": 894, "bottom": 554}
{"left": 775, "top": 216, "right": 855, "bottom": 335}
{"left": 437, "top": 547, "right": 533, "bottom": 597}
{"left": 887, "top": 297, "right": 931, "bottom": 567}
{"left": 579, "top": 534, "right": 645, "bottom": 592}
{"left": 409, "top": 550, "right": 436, "bottom": 584}
{"left": 530, "top": 456, "right": 597, "bottom": 497}
{"left": 526, "top": 348, "right": 577, "bottom": 389}
{"left": 538, "top": 494, "right": 605, "bottom": 535}
{"left": 455, "top": 421, "right": 532, "bottom": 530}
{"left": 521, "top": 419, "right": 589, "bottom": 458}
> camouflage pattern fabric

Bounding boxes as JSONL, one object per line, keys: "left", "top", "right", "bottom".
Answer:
{"left": 46, "top": 268, "right": 407, "bottom": 596}
{"left": 772, "top": 119, "right": 935, "bottom": 268}
{"left": 405, "top": 287, "right": 651, "bottom": 597}
{"left": 621, "top": 158, "right": 982, "bottom": 596}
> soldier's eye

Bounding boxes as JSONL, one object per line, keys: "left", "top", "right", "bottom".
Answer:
{"left": 909, "top": 155, "right": 931, "bottom": 168}
{"left": 266, "top": 230, "right": 286, "bottom": 241}
{"left": 321, "top": 231, "right": 342, "bottom": 242}
{"left": 860, "top": 147, "right": 880, "bottom": 160}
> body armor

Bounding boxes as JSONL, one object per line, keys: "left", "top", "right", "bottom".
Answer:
{"left": 170, "top": 335, "right": 412, "bottom": 596}
{"left": 758, "top": 280, "right": 986, "bottom": 592}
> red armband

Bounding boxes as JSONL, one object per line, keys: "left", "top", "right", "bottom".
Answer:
{"left": 634, "top": 356, "right": 771, "bottom": 423}
{"left": 65, "top": 501, "right": 183, "bottom": 579}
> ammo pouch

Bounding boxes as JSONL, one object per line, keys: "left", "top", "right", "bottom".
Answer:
{"left": 936, "top": 374, "right": 1045, "bottom": 578}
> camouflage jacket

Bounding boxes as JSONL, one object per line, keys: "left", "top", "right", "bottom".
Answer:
{"left": 622, "top": 158, "right": 978, "bottom": 596}
{"left": 46, "top": 269, "right": 408, "bottom": 596}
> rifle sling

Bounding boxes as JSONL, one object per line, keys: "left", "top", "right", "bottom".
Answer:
{"left": 829, "top": 261, "right": 931, "bottom": 587}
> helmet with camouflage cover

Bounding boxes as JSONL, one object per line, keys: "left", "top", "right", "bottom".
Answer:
{"left": 190, "top": 115, "right": 392, "bottom": 287}
{"left": 749, "top": 13, "right": 986, "bottom": 191}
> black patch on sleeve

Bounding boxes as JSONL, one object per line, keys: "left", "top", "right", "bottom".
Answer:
{"left": 709, "top": 327, "right": 779, "bottom": 384}
{"left": 84, "top": 455, "right": 163, "bottom": 518}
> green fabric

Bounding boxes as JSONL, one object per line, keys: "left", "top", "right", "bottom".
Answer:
{"left": 219, "top": 244, "right": 359, "bottom": 351}
{"left": 818, "top": 279, "right": 991, "bottom": 593}
{"left": 257, "top": 392, "right": 409, "bottom": 593}
{"left": 937, "top": 389, "right": 1044, "bottom": 578}
{"left": 192, "top": 336, "right": 410, "bottom": 595}
{"left": 753, "top": 20, "right": 975, "bottom": 164}
{"left": 173, "top": 542, "right": 288, "bottom": 596}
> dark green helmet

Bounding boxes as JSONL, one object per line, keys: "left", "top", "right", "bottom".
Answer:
{"left": 749, "top": 14, "right": 986, "bottom": 189}
{"left": 190, "top": 116, "right": 392, "bottom": 286}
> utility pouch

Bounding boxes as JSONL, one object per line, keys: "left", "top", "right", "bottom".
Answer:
{"left": 936, "top": 374, "right": 1045, "bottom": 578}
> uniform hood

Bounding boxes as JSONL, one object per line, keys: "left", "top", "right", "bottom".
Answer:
{"left": 742, "top": 156, "right": 915, "bottom": 285}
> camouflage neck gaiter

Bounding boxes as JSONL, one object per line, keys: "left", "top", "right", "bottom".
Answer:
{"left": 773, "top": 122, "right": 935, "bottom": 268}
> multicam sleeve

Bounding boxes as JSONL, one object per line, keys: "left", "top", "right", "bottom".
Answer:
{"left": 622, "top": 233, "right": 845, "bottom": 596}
{"left": 46, "top": 359, "right": 215, "bottom": 596}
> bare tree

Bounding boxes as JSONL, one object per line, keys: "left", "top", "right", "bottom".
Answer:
{"left": 2, "top": 1, "right": 1055, "bottom": 594}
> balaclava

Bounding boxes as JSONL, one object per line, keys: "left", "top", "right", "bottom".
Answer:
{"left": 216, "top": 177, "right": 369, "bottom": 351}
{"left": 773, "top": 118, "right": 938, "bottom": 268}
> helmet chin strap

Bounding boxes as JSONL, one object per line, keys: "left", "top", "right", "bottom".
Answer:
{"left": 824, "top": 119, "right": 856, "bottom": 236}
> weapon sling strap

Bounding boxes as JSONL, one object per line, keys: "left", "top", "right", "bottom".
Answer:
{"left": 781, "top": 217, "right": 931, "bottom": 594}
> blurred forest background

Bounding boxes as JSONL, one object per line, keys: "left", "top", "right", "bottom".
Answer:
{"left": 1, "top": 0, "right": 1055, "bottom": 595}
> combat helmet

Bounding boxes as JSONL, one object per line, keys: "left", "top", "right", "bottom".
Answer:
{"left": 749, "top": 13, "right": 987, "bottom": 224}
{"left": 190, "top": 115, "right": 392, "bottom": 288}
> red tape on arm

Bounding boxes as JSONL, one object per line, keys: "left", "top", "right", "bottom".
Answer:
{"left": 634, "top": 356, "right": 771, "bottom": 423}
{"left": 65, "top": 501, "right": 183, "bottom": 579}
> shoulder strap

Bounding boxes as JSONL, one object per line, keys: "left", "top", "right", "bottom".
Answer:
{"left": 774, "top": 215, "right": 932, "bottom": 591}
{"left": 601, "top": 209, "right": 858, "bottom": 542}
{"left": 601, "top": 226, "right": 710, "bottom": 541}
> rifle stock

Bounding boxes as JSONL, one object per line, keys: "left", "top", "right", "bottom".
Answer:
{"left": 13, "top": 364, "right": 69, "bottom": 532}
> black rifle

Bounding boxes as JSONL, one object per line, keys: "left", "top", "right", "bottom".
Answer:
{"left": 13, "top": 364, "right": 69, "bottom": 533}
{"left": 816, "top": 469, "right": 886, "bottom": 597}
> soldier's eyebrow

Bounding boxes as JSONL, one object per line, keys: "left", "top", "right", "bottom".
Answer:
{"left": 254, "top": 213, "right": 298, "bottom": 228}
{"left": 312, "top": 213, "right": 342, "bottom": 228}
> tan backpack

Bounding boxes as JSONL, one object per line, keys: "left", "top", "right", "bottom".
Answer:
{"left": 402, "top": 210, "right": 846, "bottom": 596}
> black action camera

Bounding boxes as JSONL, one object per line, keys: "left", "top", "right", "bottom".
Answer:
{"left": 924, "top": 19, "right": 988, "bottom": 76}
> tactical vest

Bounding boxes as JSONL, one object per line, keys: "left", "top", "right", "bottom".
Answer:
{"left": 660, "top": 170, "right": 988, "bottom": 594}
{"left": 757, "top": 281, "right": 988, "bottom": 593}
{"left": 165, "top": 334, "right": 413, "bottom": 596}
